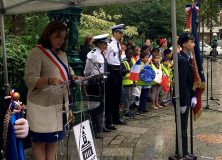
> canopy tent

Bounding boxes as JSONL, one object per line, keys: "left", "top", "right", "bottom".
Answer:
{"left": 0, "top": 0, "right": 183, "bottom": 157}
{"left": 0, "top": 0, "right": 141, "bottom": 14}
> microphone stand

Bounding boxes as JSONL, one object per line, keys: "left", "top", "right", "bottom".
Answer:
{"left": 209, "top": 56, "right": 219, "bottom": 104}
{"left": 204, "top": 56, "right": 221, "bottom": 112}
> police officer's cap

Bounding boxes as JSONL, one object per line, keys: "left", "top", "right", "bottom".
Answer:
{"left": 93, "top": 34, "right": 109, "bottom": 43}
{"left": 178, "top": 32, "right": 194, "bottom": 46}
{"left": 111, "top": 24, "right": 125, "bottom": 32}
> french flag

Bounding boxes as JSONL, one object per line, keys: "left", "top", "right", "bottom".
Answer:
{"left": 185, "top": 3, "right": 199, "bottom": 31}
{"left": 129, "top": 59, "right": 142, "bottom": 81}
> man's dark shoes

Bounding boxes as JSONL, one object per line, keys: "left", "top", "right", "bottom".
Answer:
{"left": 124, "top": 112, "right": 135, "bottom": 118}
{"left": 183, "top": 154, "right": 195, "bottom": 160}
{"left": 106, "top": 125, "right": 117, "bottom": 130}
{"left": 137, "top": 110, "right": 146, "bottom": 116}
{"left": 103, "top": 127, "right": 111, "bottom": 132}
{"left": 113, "top": 119, "right": 127, "bottom": 125}
{"left": 187, "top": 153, "right": 197, "bottom": 160}
{"left": 95, "top": 133, "right": 103, "bottom": 139}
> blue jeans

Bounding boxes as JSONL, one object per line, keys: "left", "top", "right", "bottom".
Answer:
{"left": 139, "top": 87, "right": 148, "bottom": 111}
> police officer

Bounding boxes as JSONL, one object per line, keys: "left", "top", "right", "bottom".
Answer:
{"left": 84, "top": 34, "right": 109, "bottom": 76}
{"left": 105, "top": 24, "right": 127, "bottom": 130}
{"left": 176, "top": 33, "right": 197, "bottom": 160}
{"left": 84, "top": 34, "right": 109, "bottom": 136}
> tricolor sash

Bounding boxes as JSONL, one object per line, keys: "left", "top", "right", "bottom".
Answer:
{"left": 36, "top": 45, "right": 69, "bottom": 81}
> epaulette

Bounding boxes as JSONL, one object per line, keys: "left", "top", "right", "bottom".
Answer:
{"left": 91, "top": 49, "right": 96, "bottom": 53}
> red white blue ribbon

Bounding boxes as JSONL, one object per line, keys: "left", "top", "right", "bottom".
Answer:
{"left": 36, "top": 45, "right": 69, "bottom": 81}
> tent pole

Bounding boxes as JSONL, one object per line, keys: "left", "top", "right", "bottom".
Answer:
{"left": 171, "top": 0, "right": 183, "bottom": 157}
{"left": 0, "top": 14, "right": 9, "bottom": 86}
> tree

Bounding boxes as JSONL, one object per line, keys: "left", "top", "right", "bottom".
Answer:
{"left": 83, "top": 0, "right": 187, "bottom": 41}
{"left": 83, "top": 0, "right": 221, "bottom": 43}
{"left": 78, "top": 10, "right": 138, "bottom": 46}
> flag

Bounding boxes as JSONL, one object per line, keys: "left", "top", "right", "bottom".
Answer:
{"left": 129, "top": 59, "right": 142, "bottom": 81}
{"left": 5, "top": 114, "right": 25, "bottom": 160}
{"left": 189, "top": 3, "right": 206, "bottom": 120}
{"left": 185, "top": 4, "right": 199, "bottom": 32}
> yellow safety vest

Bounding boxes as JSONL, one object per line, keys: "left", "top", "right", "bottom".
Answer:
{"left": 122, "top": 59, "right": 134, "bottom": 86}
{"left": 161, "top": 64, "right": 170, "bottom": 77}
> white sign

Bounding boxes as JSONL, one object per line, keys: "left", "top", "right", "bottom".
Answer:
{"left": 73, "top": 120, "right": 97, "bottom": 160}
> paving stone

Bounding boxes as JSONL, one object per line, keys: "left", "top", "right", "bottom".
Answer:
{"left": 117, "top": 126, "right": 148, "bottom": 134}
{"left": 102, "top": 147, "right": 133, "bottom": 157}
{"left": 104, "top": 136, "right": 115, "bottom": 141}
{"left": 110, "top": 140, "right": 122, "bottom": 145}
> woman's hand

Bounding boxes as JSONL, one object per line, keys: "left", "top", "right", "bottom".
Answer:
{"left": 48, "top": 78, "right": 63, "bottom": 85}
{"left": 14, "top": 118, "right": 29, "bottom": 139}
{"left": 72, "top": 75, "right": 83, "bottom": 81}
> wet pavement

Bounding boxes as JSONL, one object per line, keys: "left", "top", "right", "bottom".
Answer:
{"left": 25, "top": 56, "right": 222, "bottom": 160}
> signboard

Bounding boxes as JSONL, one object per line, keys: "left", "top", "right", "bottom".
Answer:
{"left": 73, "top": 120, "right": 97, "bottom": 160}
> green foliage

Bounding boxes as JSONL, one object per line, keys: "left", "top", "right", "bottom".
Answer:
{"left": 21, "top": 13, "right": 49, "bottom": 44}
{"left": 1, "top": 13, "right": 49, "bottom": 86}
{"left": 83, "top": 0, "right": 219, "bottom": 40}
{"left": 78, "top": 13, "right": 138, "bottom": 46}
{"left": 92, "top": 8, "right": 122, "bottom": 21}
{"left": 198, "top": 0, "right": 220, "bottom": 27}
{"left": 0, "top": 36, "right": 32, "bottom": 100}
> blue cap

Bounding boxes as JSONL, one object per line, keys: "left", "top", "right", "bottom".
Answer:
{"left": 93, "top": 34, "right": 109, "bottom": 43}
{"left": 111, "top": 24, "right": 125, "bottom": 32}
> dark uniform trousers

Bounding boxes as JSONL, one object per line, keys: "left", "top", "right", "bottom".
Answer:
{"left": 174, "top": 51, "right": 196, "bottom": 156}
{"left": 105, "top": 64, "right": 122, "bottom": 126}
{"left": 174, "top": 104, "right": 190, "bottom": 156}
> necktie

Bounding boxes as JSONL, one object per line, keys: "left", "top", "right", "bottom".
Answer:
{"left": 117, "top": 42, "right": 122, "bottom": 63}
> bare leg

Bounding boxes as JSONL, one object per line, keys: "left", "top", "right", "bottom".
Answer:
{"left": 151, "top": 86, "right": 158, "bottom": 109}
{"left": 46, "top": 142, "right": 57, "bottom": 160}
{"left": 32, "top": 142, "right": 46, "bottom": 160}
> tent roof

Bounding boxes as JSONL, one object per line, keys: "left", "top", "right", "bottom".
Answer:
{"left": 0, "top": 0, "right": 140, "bottom": 15}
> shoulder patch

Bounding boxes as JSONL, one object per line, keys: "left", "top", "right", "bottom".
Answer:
{"left": 90, "top": 49, "right": 96, "bottom": 54}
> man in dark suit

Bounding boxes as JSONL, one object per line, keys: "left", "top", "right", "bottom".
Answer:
{"left": 176, "top": 33, "right": 197, "bottom": 160}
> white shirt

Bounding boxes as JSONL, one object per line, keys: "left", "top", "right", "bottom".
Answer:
{"left": 84, "top": 47, "right": 105, "bottom": 76}
{"left": 106, "top": 38, "right": 121, "bottom": 65}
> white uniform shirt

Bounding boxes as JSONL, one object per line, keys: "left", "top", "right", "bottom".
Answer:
{"left": 84, "top": 47, "right": 105, "bottom": 76}
{"left": 106, "top": 38, "right": 121, "bottom": 65}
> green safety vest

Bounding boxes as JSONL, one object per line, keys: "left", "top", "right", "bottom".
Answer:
{"left": 161, "top": 64, "right": 170, "bottom": 77}
{"left": 162, "top": 64, "right": 173, "bottom": 81}
{"left": 122, "top": 60, "right": 134, "bottom": 86}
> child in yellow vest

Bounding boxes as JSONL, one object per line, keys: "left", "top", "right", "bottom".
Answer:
{"left": 122, "top": 48, "right": 135, "bottom": 118}
{"left": 160, "top": 57, "right": 172, "bottom": 106}
{"left": 137, "top": 52, "right": 151, "bottom": 115}
{"left": 164, "top": 48, "right": 173, "bottom": 69}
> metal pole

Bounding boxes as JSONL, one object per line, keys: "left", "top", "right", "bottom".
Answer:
{"left": 202, "top": 13, "right": 204, "bottom": 56}
{"left": 171, "top": 0, "right": 183, "bottom": 157}
{"left": 210, "top": 56, "right": 213, "bottom": 98}
{"left": 0, "top": 14, "right": 9, "bottom": 86}
{"left": 206, "top": 57, "right": 209, "bottom": 109}
{"left": 190, "top": 107, "right": 193, "bottom": 154}
{"left": 209, "top": 0, "right": 212, "bottom": 46}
